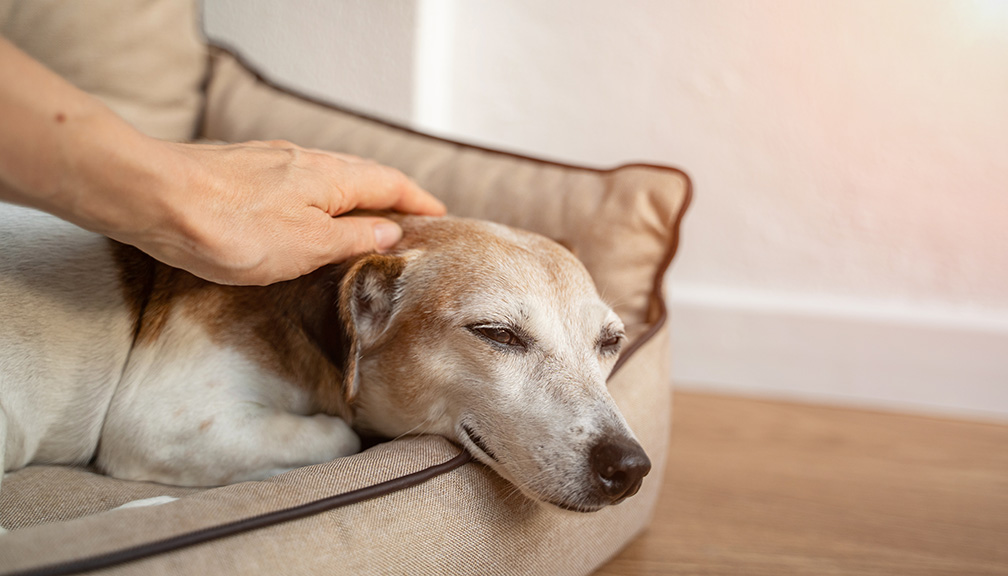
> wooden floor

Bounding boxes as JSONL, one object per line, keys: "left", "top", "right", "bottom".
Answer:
{"left": 595, "top": 392, "right": 1008, "bottom": 576}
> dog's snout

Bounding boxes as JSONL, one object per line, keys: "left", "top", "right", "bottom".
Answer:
{"left": 589, "top": 438, "right": 651, "bottom": 504}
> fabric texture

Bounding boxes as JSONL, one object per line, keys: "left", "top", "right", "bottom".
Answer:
{"left": 0, "top": 4, "right": 691, "bottom": 575}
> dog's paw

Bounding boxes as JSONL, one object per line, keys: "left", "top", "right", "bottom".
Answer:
{"left": 310, "top": 414, "right": 361, "bottom": 458}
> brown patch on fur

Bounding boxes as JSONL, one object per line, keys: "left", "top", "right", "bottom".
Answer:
{"left": 111, "top": 244, "right": 358, "bottom": 421}
{"left": 393, "top": 216, "right": 593, "bottom": 312}
{"left": 109, "top": 242, "right": 158, "bottom": 342}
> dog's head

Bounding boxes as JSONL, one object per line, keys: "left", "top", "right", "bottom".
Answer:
{"left": 315, "top": 215, "right": 650, "bottom": 512}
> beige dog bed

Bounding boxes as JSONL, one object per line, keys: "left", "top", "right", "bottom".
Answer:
{"left": 0, "top": 2, "right": 691, "bottom": 574}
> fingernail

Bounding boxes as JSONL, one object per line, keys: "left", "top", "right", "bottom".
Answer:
{"left": 374, "top": 221, "right": 403, "bottom": 251}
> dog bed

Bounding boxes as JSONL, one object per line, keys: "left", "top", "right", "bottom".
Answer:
{"left": 0, "top": 3, "right": 691, "bottom": 574}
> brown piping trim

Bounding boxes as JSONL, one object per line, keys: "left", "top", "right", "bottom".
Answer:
{"left": 2, "top": 450, "right": 473, "bottom": 576}
{"left": 203, "top": 42, "right": 695, "bottom": 376}
{"left": 611, "top": 174, "right": 694, "bottom": 377}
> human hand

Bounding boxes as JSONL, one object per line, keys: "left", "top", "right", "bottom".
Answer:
{"left": 103, "top": 139, "right": 447, "bottom": 285}
{"left": 1, "top": 37, "right": 446, "bottom": 284}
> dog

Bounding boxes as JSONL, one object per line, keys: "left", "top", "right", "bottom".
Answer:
{"left": 0, "top": 201, "right": 650, "bottom": 516}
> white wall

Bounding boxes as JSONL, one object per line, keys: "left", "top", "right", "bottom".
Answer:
{"left": 204, "top": 0, "right": 1008, "bottom": 420}
{"left": 203, "top": 0, "right": 417, "bottom": 124}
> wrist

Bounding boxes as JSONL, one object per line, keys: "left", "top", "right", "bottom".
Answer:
{"left": 54, "top": 110, "right": 183, "bottom": 241}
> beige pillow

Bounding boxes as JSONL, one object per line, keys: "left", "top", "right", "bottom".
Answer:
{"left": 0, "top": 0, "right": 207, "bottom": 141}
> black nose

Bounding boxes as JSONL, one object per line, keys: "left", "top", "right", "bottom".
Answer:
{"left": 589, "top": 438, "right": 652, "bottom": 504}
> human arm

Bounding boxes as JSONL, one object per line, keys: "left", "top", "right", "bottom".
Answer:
{"left": 0, "top": 37, "right": 445, "bottom": 285}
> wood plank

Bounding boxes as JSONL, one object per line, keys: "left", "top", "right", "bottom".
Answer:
{"left": 595, "top": 392, "right": 1008, "bottom": 575}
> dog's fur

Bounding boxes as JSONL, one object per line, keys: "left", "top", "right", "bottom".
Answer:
{"left": 0, "top": 202, "right": 649, "bottom": 515}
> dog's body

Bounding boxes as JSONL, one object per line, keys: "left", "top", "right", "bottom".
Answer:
{"left": 0, "top": 201, "right": 649, "bottom": 515}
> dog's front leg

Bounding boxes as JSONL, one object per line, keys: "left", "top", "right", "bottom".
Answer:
{"left": 214, "top": 408, "right": 362, "bottom": 482}
{"left": 99, "top": 405, "right": 360, "bottom": 487}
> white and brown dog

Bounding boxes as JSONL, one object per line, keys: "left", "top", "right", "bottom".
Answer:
{"left": 0, "top": 201, "right": 650, "bottom": 515}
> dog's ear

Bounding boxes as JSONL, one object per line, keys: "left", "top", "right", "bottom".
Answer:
{"left": 303, "top": 252, "right": 409, "bottom": 407}
{"left": 336, "top": 253, "right": 408, "bottom": 404}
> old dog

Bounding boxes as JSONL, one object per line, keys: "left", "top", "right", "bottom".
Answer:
{"left": 0, "top": 202, "right": 650, "bottom": 515}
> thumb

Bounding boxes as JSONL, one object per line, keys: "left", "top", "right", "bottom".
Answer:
{"left": 320, "top": 216, "right": 403, "bottom": 263}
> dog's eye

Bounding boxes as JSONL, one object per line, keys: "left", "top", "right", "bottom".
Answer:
{"left": 469, "top": 325, "right": 527, "bottom": 350}
{"left": 598, "top": 333, "right": 624, "bottom": 355}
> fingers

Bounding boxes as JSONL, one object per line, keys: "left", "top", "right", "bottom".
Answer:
{"left": 386, "top": 174, "right": 447, "bottom": 216}
{"left": 161, "top": 140, "right": 445, "bottom": 285}
{"left": 214, "top": 215, "right": 404, "bottom": 286}
{"left": 342, "top": 163, "right": 446, "bottom": 216}
{"left": 307, "top": 150, "right": 446, "bottom": 217}
{"left": 314, "top": 214, "right": 405, "bottom": 264}
{"left": 218, "top": 141, "right": 446, "bottom": 217}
